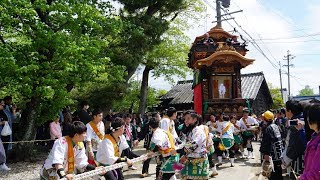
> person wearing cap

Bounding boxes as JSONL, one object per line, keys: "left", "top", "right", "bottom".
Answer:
{"left": 239, "top": 108, "right": 259, "bottom": 159}
{"left": 96, "top": 117, "right": 133, "bottom": 180}
{"left": 260, "top": 111, "right": 284, "bottom": 180}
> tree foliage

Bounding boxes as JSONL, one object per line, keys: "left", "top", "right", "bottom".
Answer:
{"left": 110, "top": 0, "right": 197, "bottom": 81}
{"left": 298, "top": 85, "right": 314, "bottom": 96}
{"left": 0, "top": 0, "right": 123, "bottom": 129}
{"left": 268, "top": 83, "right": 284, "bottom": 109}
{"left": 112, "top": 81, "right": 163, "bottom": 113}
{"left": 0, "top": 0, "right": 204, "bottom": 143}
{"left": 137, "top": 0, "right": 205, "bottom": 114}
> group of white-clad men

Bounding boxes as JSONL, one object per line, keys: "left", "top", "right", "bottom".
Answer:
{"left": 39, "top": 106, "right": 260, "bottom": 180}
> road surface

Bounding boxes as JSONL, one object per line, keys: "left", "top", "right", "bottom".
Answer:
{"left": 123, "top": 141, "right": 268, "bottom": 180}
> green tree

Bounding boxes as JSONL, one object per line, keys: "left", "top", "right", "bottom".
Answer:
{"left": 137, "top": 0, "right": 204, "bottom": 114}
{"left": 111, "top": 0, "right": 199, "bottom": 81}
{"left": 268, "top": 83, "right": 284, "bottom": 109}
{"left": 0, "top": 0, "right": 121, "bottom": 158}
{"left": 112, "top": 81, "right": 162, "bottom": 113}
{"left": 298, "top": 85, "right": 314, "bottom": 96}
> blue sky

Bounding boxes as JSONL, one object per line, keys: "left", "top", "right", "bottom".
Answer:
{"left": 144, "top": 0, "right": 320, "bottom": 96}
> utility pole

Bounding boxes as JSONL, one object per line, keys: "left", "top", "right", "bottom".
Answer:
{"left": 216, "top": 0, "right": 222, "bottom": 27}
{"left": 283, "top": 50, "right": 295, "bottom": 99}
{"left": 279, "top": 61, "right": 283, "bottom": 100}
{"left": 204, "top": 0, "right": 239, "bottom": 26}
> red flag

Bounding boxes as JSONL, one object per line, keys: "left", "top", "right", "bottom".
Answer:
{"left": 194, "top": 83, "right": 202, "bottom": 115}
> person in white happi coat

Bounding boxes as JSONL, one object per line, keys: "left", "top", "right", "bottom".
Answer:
{"left": 214, "top": 113, "right": 228, "bottom": 159}
{"left": 230, "top": 115, "right": 245, "bottom": 158}
{"left": 40, "top": 121, "right": 96, "bottom": 180}
{"left": 149, "top": 117, "right": 178, "bottom": 180}
{"left": 180, "top": 112, "right": 209, "bottom": 180}
{"left": 86, "top": 109, "right": 105, "bottom": 166}
{"left": 160, "top": 107, "right": 179, "bottom": 142}
{"left": 96, "top": 117, "right": 133, "bottom": 180}
{"left": 216, "top": 115, "right": 236, "bottom": 167}
{"left": 239, "top": 108, "right": 259, "bottom": 159}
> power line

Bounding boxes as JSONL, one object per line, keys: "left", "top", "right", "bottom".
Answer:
{"left": 250, "top": 39, "right": 320, "bottom": 44}
{"left": 252, "top": 32, "right": 320, "bottom": 41}
{"left": 202, "top": 0, "right": 237, "bottom": 31}
{"left": 295, "top": 53, "right": 320, "bottom": 56}
{"left": 225, "top": 2, "right": 282, "bottom": 71}
{"left": 256, "top": 0, "right": 320, "bottom": 42}
{"left": 219, "top": 7, "right": 279, "bottom": 70}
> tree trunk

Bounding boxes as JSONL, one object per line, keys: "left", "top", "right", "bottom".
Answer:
{"left": 138, "top": 66, "right": 151, "bottom": 115}
{"left": 12, "top": 97, "right": 40, "bottom": 162}
{"left": 125, "top": 66, "right": 138, "bottom": 82}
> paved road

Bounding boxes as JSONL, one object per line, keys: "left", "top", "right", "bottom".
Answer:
{"left": 123, "top": 142, "right": 268, "bottom": 180}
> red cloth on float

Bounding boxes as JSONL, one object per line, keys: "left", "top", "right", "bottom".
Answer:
{"left": 193, "top": 83, "right": 202, "bottom": 115}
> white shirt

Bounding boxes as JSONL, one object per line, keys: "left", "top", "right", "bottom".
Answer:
{"left": 159, "top": 117, "right": 178, "bottom": 139}
{"left": 185, "top": 125, "right": 207, "bottom": 158}
{"left": 233, "top": 121, "right": 242, "bottom": 134}
{"left": 86, "top": 121, "right": 105, "bottom": 152}
{"left": 151, "top": 128, "right": 173, "bottom": 152}
{"left": 206, "top": 121, "right": 217, "bottom": 132}
{"left": 216, "top": 121, "right": 224, "bottom": 134}
{"left": 219, "top": 121, "right": 234, "bottom": 139}
{"left": 43, "top": 137, "right": 88, "bottom": 172}
{"left": 239, "top": 116, "right": 258, "bottom": 131}
{"left": 96, "top": 135, "right": 129, "bottom": 165}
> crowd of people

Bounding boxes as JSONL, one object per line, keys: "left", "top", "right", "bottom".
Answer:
{"left": 0, "top": 98, "right": 319, "bottom": 180}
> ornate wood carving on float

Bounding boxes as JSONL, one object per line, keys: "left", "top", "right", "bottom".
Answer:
{"left": 188, "top": 25, "right": 255, "bottom": 119}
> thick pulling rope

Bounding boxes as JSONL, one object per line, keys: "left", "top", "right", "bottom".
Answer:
{"left": 62, "top": 152, "right": 155, "bottom": 180}
{"left": 61, "top": 144, "right": 186, "bottom": 179}
{"left": 1, "top": 139, "right": 54, "bottom": 144}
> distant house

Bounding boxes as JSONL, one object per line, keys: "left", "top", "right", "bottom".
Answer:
{"left": 292, "top": 95, "right": 320, "bottom": 106}
{"left": 292, "top": 95, "right": 320, "bottom": 102}
{"left": 159, "top": 72, "right": 273, "bottom": 116}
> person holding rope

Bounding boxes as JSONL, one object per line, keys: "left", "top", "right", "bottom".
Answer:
{"left": 149, "top": 117, "right": 179, "bottom": 180}
{"left": 216, "top": 115, "right": 236, "bottom": 167}
{"left": 96, "top": 117, "right": 132, "bottom": 180}
{"left": 202, "top": 123, "right": 218, "bottom": 177}
{"left": 40, "top": 121, "right": 96, "bottom": 180}
{"left": 180, "top": 112, "right": 209, "bottom": 180}
{"left": 259, "top": 111, "right": 284, "bottom": 180}
{"left": 239, "top": 108, "right": 259, "bottom": 159}
{"left": 230, "top": 115, "right": 245, "bottom": 158}
{"left": 86, "top": 109, "right": 105, "bottom": 166}
{"left": 138, "top": 112, "right": 161, "bottom": 178}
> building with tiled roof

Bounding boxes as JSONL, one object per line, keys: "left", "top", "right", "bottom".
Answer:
{"left": 159, "top": 72, "right": 272, "bottom": 116}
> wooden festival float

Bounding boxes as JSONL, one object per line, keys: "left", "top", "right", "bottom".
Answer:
{"left": 188, "top": 25, "right": 255, "bottom": 119}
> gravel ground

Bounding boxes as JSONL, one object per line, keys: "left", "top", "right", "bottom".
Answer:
{"left": 0, "top": 144, "right": 147, "bottom": 180}
{"left": 0, "top": 160, "right": 43, "bottom": 180}
{"left": 0, "top": 142, "right": 285, "bottom": 180}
